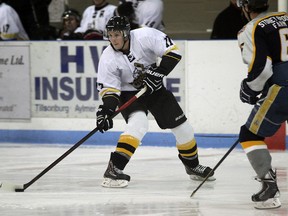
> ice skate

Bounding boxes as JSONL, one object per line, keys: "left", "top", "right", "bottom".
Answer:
{"left": 185, "top": 164, "right": 216, "bottom": 181}
{"left": 101, "top": 158, "right": 130, "bottom": 188}
{"left": 252, "top": 169, "right": 281, "bottom": 209}
{"left": 178, "top": 154, "right": 216, "bottom": 181}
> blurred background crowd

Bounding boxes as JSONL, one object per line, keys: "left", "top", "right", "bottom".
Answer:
{"left": 0, "top": 0, "right": 279, "bottom": 41}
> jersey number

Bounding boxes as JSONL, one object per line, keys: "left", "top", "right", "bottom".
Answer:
{"left": 279, "top": 28, "right": 288, "bottom": 61}
{"left": 1, "top": 24, "right": 10, "bottom": 33}
{"left": 165, "top": 36, "right": 173, "bottom": 48}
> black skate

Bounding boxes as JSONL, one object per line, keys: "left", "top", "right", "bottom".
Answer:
{"left": 185, "top": 164, "right": 216, "bottom": 181}
{"left": 252, "top": 169, "right": 281, "bottom": 209}
{"left": 101, "top": 157, "right": 130, "bottom": 188}
{"left": 178, "top": 154, "right": 216, "bottom": 181}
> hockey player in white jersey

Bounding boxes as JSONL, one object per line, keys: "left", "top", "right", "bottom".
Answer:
{"left": 119, "top": 0, "right": 165, "bottom": 32}
{"left": 96, "top": 16, "right": 215, "bottom": 188}
{"left": 74, "top": 0, "right": 116, "bottom": 40}
{"left": 0, "top": 1, "right": 29, "bottom": 40}
{"left": 237, "top": 0, "right": 288, "bottom": 209}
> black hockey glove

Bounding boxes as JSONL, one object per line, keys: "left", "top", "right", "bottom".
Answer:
{"left": 240, "top": 79, "right": 260, "bottom": 105}
{"left": 143, "top": 65, "right": 165, "bottom": 95}
{"left": 96, "top": 105, "right": 114, "bottom": 133}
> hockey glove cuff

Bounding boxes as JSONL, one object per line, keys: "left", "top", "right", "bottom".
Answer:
{"left": 143, "top": 65, "right": 165, "bottom": 95}
{"left": 96, "top": 105, "right": 115, "bottom": 133}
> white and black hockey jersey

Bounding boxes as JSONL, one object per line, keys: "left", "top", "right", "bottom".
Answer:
{"left": 97, "top": 27, "right": 179, "bottom": 96}
{"left": 75, "top": 3, "right": 116, "bottom": 34}
{"left": 0, "top": 3, "right": 29, "bottom": 40}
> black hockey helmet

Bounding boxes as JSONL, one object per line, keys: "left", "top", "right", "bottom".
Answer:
{"left": 105, "top": 16, "right": 131, "bottom": 39}
{"left": 62, "top": 9, "right": 81, "bottom": 22}
{"left": 237, "top": 0, "right": 268, "bottom": 11}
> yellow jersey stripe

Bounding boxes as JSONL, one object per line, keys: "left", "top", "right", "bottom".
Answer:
{"left": 100, "top": 88, "right": 121, "bottom": 97}
{"left": 249, "top": 85, "right": 281, "bottom": 134}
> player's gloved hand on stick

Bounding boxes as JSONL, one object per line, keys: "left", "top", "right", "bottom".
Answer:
{"left": 240, "top": 79, "right": 260, "bottom": 105}
{"left": 143, "top": 65, "right": 165, "bottom": 95}
{"left": 96, "top": 105, "right": 114, "bottom": 133}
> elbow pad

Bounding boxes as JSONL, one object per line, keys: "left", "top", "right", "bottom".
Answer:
{"left": 158, "top": 52, "right": 182, "bottom": 76}
{"left": 102, "top": 93, "right": 120, "bottom": 111}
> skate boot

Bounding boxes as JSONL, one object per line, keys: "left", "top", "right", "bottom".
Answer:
{"left": 178, "top": 154, "right": 216, "bottom": 181}
{"left": 101, "top": 153, "right": 130, "bottom": 188}
{"left": 185, "top": 164, "right": 216, "bottom": 181}
{"left": 252, "top": 169, "right": 281, "bottom": 209}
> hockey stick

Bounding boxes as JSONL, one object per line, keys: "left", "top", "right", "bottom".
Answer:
{"left": 190, "top": 138, "right": 239, "bottom": 197}
{"left": 0, "top": 87, "right": 147, "bottom": 193}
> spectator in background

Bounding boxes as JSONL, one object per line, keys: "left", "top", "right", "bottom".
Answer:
{"left": 114, "top": 1, "right": 138, "bottom": 30}
{"left": 57, "top": 9, "right": 82, "bottom": 40}
{"left": 210, "top": 0, "right": 248, "bottom": 39}
{"left": 75, "top": 0, "right": 116, "bottom": 40}
{"left": 0, "top": 0, "right": 29, "bottom": 40}
{"left": 119, "top": 0, "right": 165, "bottom": 32}
{"left": 5, "top": 0, "right": 56, "bottom": 40}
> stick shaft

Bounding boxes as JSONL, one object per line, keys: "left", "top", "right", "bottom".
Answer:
{"left": 22, "top": 87, "right": 147, "bottom": 191}
{"left": 190, "top": 138, "right": 239, "bottom": 197}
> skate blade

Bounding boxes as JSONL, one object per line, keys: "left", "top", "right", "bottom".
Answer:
{"left": 254, "top": 197, "right": 281, "bottom": 209}
{"left": 189, "top": 175, "right": 216, "bottom": 181}
{"left": 101, "top": 178, "right": 129, "bottom": 188}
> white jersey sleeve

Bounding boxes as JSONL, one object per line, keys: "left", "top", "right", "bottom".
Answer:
{"left": 0, "top": 3, "right": 29, "bottom": 40}
{"left": 75, "top": 4, "right": 116, "bottom": 34}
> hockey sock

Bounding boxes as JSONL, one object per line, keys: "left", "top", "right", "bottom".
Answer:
{"left": 177, "top": 138, "right": 199, "bottom": 168}
{"left": 115, "top": 134, "right": 140, "bottom": 170}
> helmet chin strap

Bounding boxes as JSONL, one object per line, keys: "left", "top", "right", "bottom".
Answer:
{"left": 119, "top": 38, "right": 129, "bottom": 54}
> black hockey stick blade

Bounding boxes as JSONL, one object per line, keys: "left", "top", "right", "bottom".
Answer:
{"left": 1, "top": 87, "right": 147, "bottom": 192}
{"left": 0, "top": 182, "right": 24, "bottom": 192}
{"left": 190, "top": 138, "right": 239, "bottom": 197}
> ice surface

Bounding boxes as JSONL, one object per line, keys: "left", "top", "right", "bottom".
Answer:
{"left": 0, "top": 144, "right": 287, "bottom": 216}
